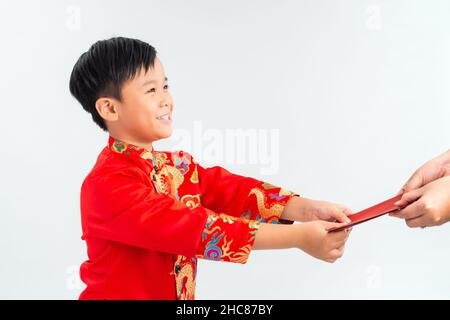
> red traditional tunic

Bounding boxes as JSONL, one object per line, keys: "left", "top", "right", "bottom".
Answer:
{"left": 79, "top": 136, "right": 296, "bottom": 300}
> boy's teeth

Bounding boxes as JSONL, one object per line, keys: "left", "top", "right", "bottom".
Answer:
{"left": 156, "top": 114, "right": 170, "bottom": 120}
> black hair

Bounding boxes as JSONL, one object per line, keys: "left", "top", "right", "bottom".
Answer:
{"left": 69, "top": 37, "right": 157, "bottom": 131}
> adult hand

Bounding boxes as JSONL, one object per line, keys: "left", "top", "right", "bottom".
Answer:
{"left": 391, "top": 176, "right": 450, "bottom": 228}
{"left": 398, "top": 149, "right": 450, "bottom": 196}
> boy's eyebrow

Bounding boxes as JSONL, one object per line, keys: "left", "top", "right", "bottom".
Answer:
{"left": 142, "top": 76, "right": 168, "bottom": 86}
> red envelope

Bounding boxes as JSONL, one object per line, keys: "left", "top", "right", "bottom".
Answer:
{"left": 327, "top": 194, "right": 403, "bottom": 232}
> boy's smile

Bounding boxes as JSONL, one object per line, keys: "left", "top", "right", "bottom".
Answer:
{"left": 155, "top": 111, "right": 172, "bottom": 125}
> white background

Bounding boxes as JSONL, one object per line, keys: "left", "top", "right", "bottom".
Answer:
{"left": 0, "top": 0, "right": 449, "bottom": 299}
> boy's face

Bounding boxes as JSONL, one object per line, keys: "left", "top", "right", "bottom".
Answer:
{"left": 110, "top": 57, "right": 173, "bottom": 144}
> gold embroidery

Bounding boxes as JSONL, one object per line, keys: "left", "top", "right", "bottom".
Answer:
{"left": 221, "top": 236, "right": 254, "bottom": 264}
{"left": 219, "top": 214, "right": 236, "bottom": 224}
{"left": 279, "top": 188, "right": 294, "bottom": 196}
{"left": 165, "top": 165, "right": 184, "bottom": 192}
{"left": 180, "top": 194, "right": 201, "bottom": 209}
{"left": 202, "top": 225, "right": 222, "bottom": 238}
{"left": 150, "top": 153, "right": 184, "bottom": 197}
{"left": 111, "top": 141, "right": 127, "bottom": 153}
{"left": 171, "top": 255, "right": 196, "bottom": 300}
{"left": 153, "top": 166, "right": 170, "bottom": 195}
{"left": 248, "top": 220, "right": 261, "bottom": 229}
{"left": 248, "top": 188, "right": 289, "bottom": 219}
{"left": 190, "top": 166, "right": 199, "bottom": 183}
{"left": 227, "top": 244, "right": 253, "bottom": 264}
{"left": 140, "top": 150, "right": 153, "bottom": 160}
{"left": 155, "top": 152, "right": 169, "bottom": 167}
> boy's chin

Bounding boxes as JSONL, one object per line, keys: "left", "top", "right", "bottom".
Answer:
{"left": 156, "top": 129, "right": 173, "bottom": 139}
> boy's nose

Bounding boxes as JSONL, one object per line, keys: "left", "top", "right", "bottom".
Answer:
{"left": 163, "top": 101, "right": 173, "bottom": 111}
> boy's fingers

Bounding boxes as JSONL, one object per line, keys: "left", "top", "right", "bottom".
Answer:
{"left": 342, "top": 206, "right": 354, "bottom": 215}
{"left": 334, "top": 237, "right": 348, "bottom": 247}
{"left": 333, "top": 207, "right": 352, "bottom": 224}
{"left": 322, "top": 221, "right": 347, "bottom": 228}
{"left": 329, "top": 246, "right": 345, "bottom": 259}
{"left": 322, "top": 221, "right": 348, "bottom": 233}
{"left": 336, "top": 230, "right": 351, "bottom": 244}
{"left": 328, "top": 229, "right": 348, "bottom": 241}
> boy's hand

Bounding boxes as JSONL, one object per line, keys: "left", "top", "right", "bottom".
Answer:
{"left": 295, "top": 221, "right": 351, "bottom": 263}
{"left": 282, "top": 196, "right": 352, "bottom": 224}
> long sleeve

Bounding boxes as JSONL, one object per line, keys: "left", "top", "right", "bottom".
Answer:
{"left": 194, "top": 210, "right": 261, "bottom": 264}
{"left": 81, "top": 167, "right": 261, "bottom": 263}
{"left": 196, "top": 163, "right": 297, "bottom": 224}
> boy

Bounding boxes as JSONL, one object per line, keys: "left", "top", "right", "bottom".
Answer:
{"left": 69, "top": 37, "right": 352, "bottom": 300}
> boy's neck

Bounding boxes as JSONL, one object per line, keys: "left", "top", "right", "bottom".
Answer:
{"left": 109, "top": 133, "right": 154, "bottom": 153}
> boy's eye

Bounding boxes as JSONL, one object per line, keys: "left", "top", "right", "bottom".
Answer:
{"left": 146, "top": 85, "right": 169, "bottom": 94}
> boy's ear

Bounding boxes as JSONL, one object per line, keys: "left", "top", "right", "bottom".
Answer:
{"left": 95, "top": 97, "right": 119, "bottom": 122}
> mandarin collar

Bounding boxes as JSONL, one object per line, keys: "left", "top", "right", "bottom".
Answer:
{"left": 108, "top": 136, "right": 162, "bottom": 174}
